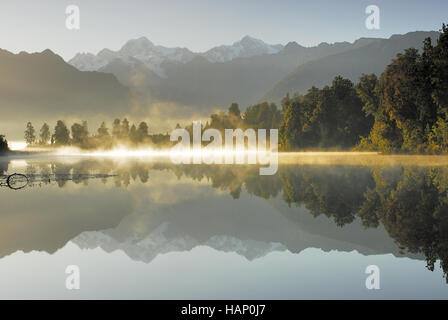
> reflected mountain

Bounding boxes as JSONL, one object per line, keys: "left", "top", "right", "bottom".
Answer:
{"left": 0, "top": 158, "right": 447, "bottom": 281}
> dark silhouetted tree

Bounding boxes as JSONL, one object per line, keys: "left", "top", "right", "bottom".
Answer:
{"left": 24, "top": 122, "right": 36, "bottom": 145}
{"left": 243, "top": 102, "right": 281, "bottom": 129}
{"left": 71, "top": 121, "right": 89, "bottom": 146}
{"left": 228, "top": 103, "right": 241, "bottom": 117}
{"left": 112, "top": 119, "right": 121, "bottom": 138}
{"left": 0, "top": 135, "right": 9, "bottom": 155}
{"left": 39, "top": 123, "right": 51, "bottom": 145}
{"left": 129, "top": 124, "right": 137, "bottom": 143}
{"left": 137, "top": 121, "right": 149, "bottom": 142}
{"left": 279, "top": 77, "right": 371, "bottom": 150}
{"left": 97, "top": 122, "right": 110, "bottom": 138}
{"left": 121, "top": 118, "right": 130, "bottom": 139}
{"left": 54, "top": 120, "right": 70, "bottom": 145}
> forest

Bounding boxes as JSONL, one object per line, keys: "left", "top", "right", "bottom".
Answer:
{"left": 280, "top": 24, "right": 448, "bottom": 153}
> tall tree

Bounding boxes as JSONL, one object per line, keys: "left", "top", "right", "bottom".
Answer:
{"left": 356, "top": 74, "right": 380, "bottom": 117}
{"left": 97, "top": 122, "right": 110, "bottom": 138}
{"left": 228, "top": 103, "right": 241, "bottom": 117}
{"left": 431, "top": 24, "right": 448, "bottom": 116}
{"left": 0, "top": 135, "right": 9, "bottom": 154}
{"left": 121, "top": 118, "right": 130, "bottom": 138}
{"left": 137, "top": 121, "right": 149, "bottom": 142}
{"left": 54, "top": 120, "right": 70, "bottom": 145}
{"left": 71, "top": 122, "right": 89, "bottom": 146}
{"left": 129, "top": 124, "right": 138, "bottom": 143}
{"left": 279, "top": 94, "right": 306, "bottom": 150}
{"left": 243, "top": 102, "right": 282, "bottom": 129}
{"left": 39, "top": 123, "right": 51, "bottom": 145}
{"left": 279, "top": 77, "right": 371, "bottom": 150}
{"left": 24, "top": 122, "right": 36, "bottom": 145}
{"left": 112, "top": 119, "right": 121, "bottom": 138}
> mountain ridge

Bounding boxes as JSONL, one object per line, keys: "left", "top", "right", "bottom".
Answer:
{"left": 69, "top": 35, "right": 284, "bottom": 77}
{"left": 78, "top": 34, "right": 379, "bottom": 109}
{"left": 262, "top": 31, "right": 440, "bottom": 104}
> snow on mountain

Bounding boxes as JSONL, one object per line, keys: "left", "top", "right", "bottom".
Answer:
{"left": 69, "top": 36, "right": 196, "bottom": 77}
{"left": 69, "top": 52, "right": 109, "bottom": 71}
{"left": 68, "top": 36, "right": 284, "bottom": 77}
{"left": 202, "top": 35, "right": 284, "bottom": 63}
{"left": 72, "top": 221, "right": 287, "bottom": 263}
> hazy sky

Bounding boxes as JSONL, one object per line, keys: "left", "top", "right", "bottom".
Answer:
{"left": 0, "top": 0, "right": 447, "bottom": 60}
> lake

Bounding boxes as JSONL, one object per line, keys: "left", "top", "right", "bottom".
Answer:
{"left": 0, "top": 154, "right": 448, "bottom": 299}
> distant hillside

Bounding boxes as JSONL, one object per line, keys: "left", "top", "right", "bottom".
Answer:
{"left": 0, "top": 49, "right": 131, "bottom": 121}
{"left": 262, "top": 31, "right": 440, "bottom": 105}
{"left": 147, "top": 40, "right": 367, "bottom": 109}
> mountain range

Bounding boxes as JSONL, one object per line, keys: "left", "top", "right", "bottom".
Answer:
{"left": 72, "top": 189, "right": 420, "bottom": 264}
{"left": 69, "top": 31, "right": 440, "bottom": 110}
{"left": 70, "top": 36, "right": 284, "bottom": 77}
{"left": 0, "top": 30, "right": 441, "bottom": 139}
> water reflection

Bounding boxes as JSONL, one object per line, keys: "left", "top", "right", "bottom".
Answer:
{"left": 0, "top": 157, "right": 447, "bottom": 283}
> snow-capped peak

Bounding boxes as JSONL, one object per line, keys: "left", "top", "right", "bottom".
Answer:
{"left": 201, "top": 35, "right": 284, "bottom": 63}
{"left": 69, "top": 52, "right": 109, "bottom": 71}
{"left": 119, "top": 36, "right": 155, "bottom": 56}
{"left": 72, "top": 223, "right": 287, "bottom": 263}
{"left": 68, "top": 36, "right": 284, "bottom": 75}
{"left": 240, "top": 35, "right": 266, "bottom": 45}
{"left": 68, "top": 36, "right": 196, "bottom": 76}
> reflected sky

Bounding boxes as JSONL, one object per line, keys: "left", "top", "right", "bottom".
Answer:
{"left": 0, "top": 156, "right": 448, "bottom": 299}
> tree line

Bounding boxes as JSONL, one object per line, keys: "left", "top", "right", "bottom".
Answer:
{"left": 280, "top": 24, "right": 448, "bottom": 153}
{"left": 190, "top": 102, "right": 281, "bottom": 134}
{"left": 22, "top": 101, "right": 282, "bottom": 149}
{"left": 24, "top": 119, "right": 157, "bottom": 149}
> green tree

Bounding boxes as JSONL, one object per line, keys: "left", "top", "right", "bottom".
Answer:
{"left": 54, "top": 120, "right": 70, "bottom": 145}
{"left": 112, "top": 119, "right": 121, "bottom": 138}
{"left": 71, "top": 121, "right": 89, "bottom": 146}
{"left": 281, "top": 93, "right": 291, "bottom": 113}
{"left": 0, "top": 135, "right": 9, "bottom": 154}
{"left": 243, "top": 102, "right": 282, "bottom": 129}
{"left": 279, "top": 77, "right": 369, "bottom": 150}
{"left": 121, "top": 118, "right": 130, "bottom": 138}
{"left": 137, "top": 121, "right": 149, "bottom": 142}
{"left": 356, "top": 74, "right": 380, "bottom": 117}
{"left": 97, "top": 122, "right": 110, "bottom": 138}
{"left": 39, "top": 123, "right": 51, "bottom": 145}
{"left": 380, "top": 48, "right": 436, "bottom": 151}
{"left": 432, "top": 24, "right": 448, "bottom": 116}
{"left": 24, "top": 122, "right": 36, "bottom": 145}
{"left": 279, "top": 94, "right": 304, "bottom": 150}
{"left": 129, "top": 124, "right": 138, "bottom": 143}
{"left": 206, "top": 104, "right": 245, "bottom": 132}
{"left": 228, "top": 103, "right": 241, "bottom": 117}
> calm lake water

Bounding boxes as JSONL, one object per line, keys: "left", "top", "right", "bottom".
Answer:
{"left": 1, "top": 154, "right": 448, "bottom": 299}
